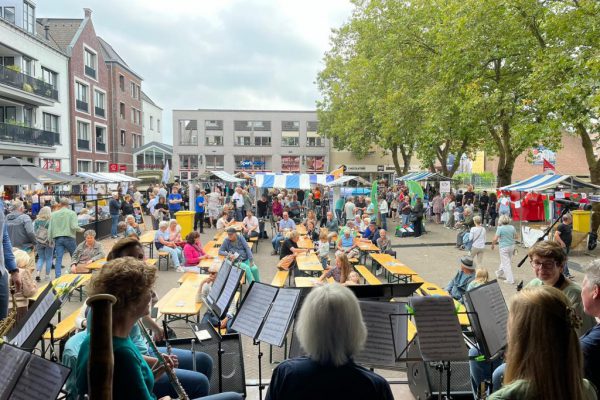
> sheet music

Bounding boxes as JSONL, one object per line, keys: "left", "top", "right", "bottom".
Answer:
{"left": 410, "top": 296, "right": 468, "bottom": 361}
{"left": 231, "top": 283, "right": 278, "bottom": 339}
{"left": 257, "top": 288, "right": 301, "bottom": 347}
{"left": 355, "top": 301, "right": 407, "bottom": 367}
{"left": 465, "top": 281, "right": 508, "bottom": 357}
{"left": 10, "top": 289, "right": 55, "bottom": 347}
{"left": 10, "top": 354, "right": 70, "bottom": 400}
{"left": 208, "top": 259, "right": 232, "bottom": 305}
{"left": 215, "top": 266, "right": 243, "bottom": 315}
{"left": 0, "top": 345, "right": 29, "bottom": 400}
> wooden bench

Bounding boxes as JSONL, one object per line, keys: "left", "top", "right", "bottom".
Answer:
{"left": 203, "top": 241, "right": 216, "bottom": 251}
{"left": 271, "top": 270, "right": 289, "bottom": 288}
{"left": 348, "top": 257, "right": 359, "bottom": 265}
{"left": 42, "top": 305, "right": 85, "bottom": 359}
{"left": 249, "top": 236, "right": 259, "bottom": 252}
{"left": 411, "top": 275, "right": 425, "bottom": 283}
{"left": 355, "top": 265, "right": 381, "bottom": 285}
{"left": 157, "top": 251, "right": 170, "bottom": 271}
{"left": 154, "top": 288, "right": 178, "bottom": 321}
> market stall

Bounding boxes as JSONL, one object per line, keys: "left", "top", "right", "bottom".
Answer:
{"left": 254, "top": 173, "right": 335, "bottom": 190}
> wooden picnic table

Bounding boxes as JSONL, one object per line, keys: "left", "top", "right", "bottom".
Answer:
{"left": 139, "top": 230, "right": 157, "bottom": 257}
{"left": 177, "top": 273, "right": 209, "bottom": 286}
{"left": 356, "top": 240, "right": 379, "bottom": 252}
{"left": 39, "top": 273, "right": 92, "bottom": 302}
{"left": 198, "top": 255, "right": 224, "bottom": 269}
{"left": 158, "top": 280, "right": 203, "bottom": 323}
{"left": 370, "top": 253, "right": 419, "bottom": 284}
{"left": 296, "top": 225, "right": 307, "bottom": 235}
{"left": 214, "top": 232, "right": 227, "bottom": 246}
{"left": 294, "top": 277, "right": 333, "bottom": 288}
{"left": 87, "top": 258, "right": 157, "bottom": 271}
{"left": 296, "top": 253, "right": 324, "bottom": 277}
{"left": 296, "top": 237, "right": 314, "bottom": 249}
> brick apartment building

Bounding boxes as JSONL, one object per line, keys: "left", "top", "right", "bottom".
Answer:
{"left": 45, "top": 8, "right": 111, "bottom": 174}
{"left": 98, "top": 37, "right": 142, "bottom": 174}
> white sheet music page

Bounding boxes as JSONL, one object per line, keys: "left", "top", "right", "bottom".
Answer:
{"left": 215, "top": 266, "right": 243, "bottom": 313}
{"left": 355, "top": 301, "right": 407, "bottom": 367}
{"left": 231, "top": 283, "right": 278, "bottom": 339}
{"left": 0, "top": 345, "right": 29, "bottom": 400}
{"left": 257, "top": 288, "right": 301, "bottom": 347}
{"left": 410, "top": 296, "right": 468, "bottom": 361}
{"left": 10, "top": 355, "right": 70, "bottom": 400}
{"left": 10, "top": 290, "right": 55, "bottom": 347}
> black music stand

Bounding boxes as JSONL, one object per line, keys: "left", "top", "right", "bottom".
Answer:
{"left": 347, "top": 282, "right": 423, "bottom": 300}
{"left": 409, "top": 296, "right": 469, "bottom": 400}
{"left": 231, "top": 282, "right": 301, "bottom": 400}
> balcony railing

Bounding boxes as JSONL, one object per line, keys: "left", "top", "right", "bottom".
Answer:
{"left": 84, "top": 65, "right": 96, "bottom": 79}
{"left": 0, "top": 64, "right": 59, "bottom": 101}
{"left": 95, "top": 107, "right": 105, "bottom": 118}
{"left": 0, "top": 122, "right": 55, "bottom": 147}
{"left": 76, "top": 100, "right": 88, "bottom": 112}
{"left": 96, "top": 142, "right": 106, "bottom": 152}
{"left": 78, "top": 139, "right": 90, "bottom": 150}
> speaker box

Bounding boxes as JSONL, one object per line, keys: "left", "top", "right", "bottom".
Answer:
{"left": 407, "top": 340, "right": 473, "bottom": 400}
{"left": 157, "top": 322, "right": 246, "bottom": 397}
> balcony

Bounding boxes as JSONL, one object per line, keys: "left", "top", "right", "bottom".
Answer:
{"left": 95, "top": 107, "right": 105, "bottom": 118}
{"left": 76, "top": 100, "right": 88, "bottom": 112}
{"left": 77, "top": 139, "right": 90, "bottom": 150}
{"left": 0, "top": 64, "right": 59, "bottom": 105}
{"left": 84, "top": 65, "right": 96, "bottom": 79}
{"left": 96, "top": 142, "right": 106, "bottom": 152}
{"left": 0, "top": 122, "right": 55, "bottom": 147}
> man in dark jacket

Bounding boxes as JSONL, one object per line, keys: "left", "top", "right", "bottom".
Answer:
{"left": 6, "top": 200, "right": 36, "bottom": 251}
{"left": 109, "top": 192, "right": 121, "bottom": 239}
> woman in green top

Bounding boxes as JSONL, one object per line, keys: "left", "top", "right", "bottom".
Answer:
{"left": 490, "top": 286, "right": 597, "bottom": 400}
{"left": 491, "top": 215, "right": 516, "bottom": 284}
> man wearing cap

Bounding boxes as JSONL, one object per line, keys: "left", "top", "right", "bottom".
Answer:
{"left": 219, "top": 227, "right": 260, "bottom": 283}
{"left": 194, "top": 189, "right": 206, "bottom": 233}
{"left": 445, "top": 256, "right": 476, "bottom": 301}
{"left": 362, "top": 220, "right": 380, "bottom": 245}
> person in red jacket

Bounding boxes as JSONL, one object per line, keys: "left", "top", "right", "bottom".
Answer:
{"left": 183, "top": 231, "right": 210, "bottom": 270}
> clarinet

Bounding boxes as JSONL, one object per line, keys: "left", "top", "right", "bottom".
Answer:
{"left": 137, "top": 321, "right": 190, "bottom": 400}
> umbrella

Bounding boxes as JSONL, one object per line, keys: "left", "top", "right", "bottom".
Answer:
{"left": 0, "top": 157, "right": 71, "bottom": 185}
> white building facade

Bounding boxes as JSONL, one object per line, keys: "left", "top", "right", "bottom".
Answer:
{"left": 141, "top": 91, "right": 162, "bottom": 144}
{"left": 0, "top": 3, "right": 70, "bottom": 172}
{"left": 172, "top": 109, "right": 330, "bottom": 180}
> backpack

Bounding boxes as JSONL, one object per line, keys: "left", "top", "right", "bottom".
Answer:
{"left": 35, "top": 220, "right": 49, "bottom": 245}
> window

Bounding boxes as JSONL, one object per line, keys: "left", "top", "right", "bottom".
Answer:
{"left": 178, "top": 120, "right": 198, "bottom": 145}
{"left": 157, "top": 119, "right": 161, "bottom": 133}
{"left": 43, "top": 113, "right": 59, "bottom": 142}
{"left": 234, "top": 155, "right": 269, "bottom": 171}
{"left": 77, "top": 160, "right": 91, "bottom": 172}
{"left": 307, "top": 121, "right": 319, "bottom": 132}
{"left": 254, "top": 136, "right": 271, "bottom": 146}
{"left": 179, "top": 155, "right": 199, "bottom": 170}
{"left": 119, "top": 75, "right": 125, "bottom": 91}
{"left": 306, "top": 156, "right": 326, "bottom": 172}
{"left": 0, "top": 106, "right": 17, "bottom": 123}
{"left": 307, "top": 136, "right": 324, "bottom": 147}
{"left": 205, "top": 133, "right": 223, "bottom": 146}
{"left": 76, "top": 82, "right": 89, "bottom": 112}
{"left": 23, "top": 2, "right": 34, "bottom": 34}
{"left": 282, "top": 121, "right": 300, "bottom": 131}
{"left": 3, "top": 7, "right": 15, "bottom": 24}
{"left": 41, "top": 159, "right": 61, "bottom": 172}
{"left": 41, "top": 67, "right": 58, "bottom": 89}
{"left": 235, "top": 134, "right": 251, "bottom": 146}
{"left": 150, "top": 116, "right": 154, "bottom": 130}
{"left": 281, "top": 156, "right": 300, "bottom": 172}
{"left": 135, "top": 109, "right": 141, "bottom": 125}
{"left": 84, "top": 49, "right": 96, "bottom": 79}
{"left": 133, "top": 134, "right": 142, "bottom": 148}
{"left": 234, "top": 120, "right": 271, "bottom": 131}
{"left": 94, "top": 90, "right": 105, "bottom": 117}
{"left": 95, "top": 126, "right": 106, "bottom": 152}
{"left": 95, "top": 161, "right": 108, "bottom": 172}
{"left": 0, "top": 56, "right": 15, "bottom": 66}
{"left": 77, "top": 121, "right": 90, "bottom": 150}
{"left": 205, "top": 155, "right": 224, "bottom": 170}
{"left": 205, "top": 120, "right": 223, "bottom": 130}
{"left": 281, "top": 132, "right": 300, "bottom": 147}
{"left": 120, "top": 130, "right": 126, "bottom": 147}
{"left": 119, "top": 102, "right": 125, "bottom": 119}
{"left": 23, "top": 107, "right": 33, "bottom": 127}
{"left": 22, "top": 57, "right": 33, "bottom": 76}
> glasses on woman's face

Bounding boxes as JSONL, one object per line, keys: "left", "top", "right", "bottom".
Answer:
{"left": 530, "top": 259, "right": 558, "bottom": 270}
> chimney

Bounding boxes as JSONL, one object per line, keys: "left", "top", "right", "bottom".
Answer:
{"left": 44, "top": 25, "right": 49, "bottom": 40}
{"left": 84, "top": 8, "right": 92, "bottom": 18}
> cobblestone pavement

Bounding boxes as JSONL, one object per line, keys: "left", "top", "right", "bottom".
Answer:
{"left": 52, "top": 216, "right": 599, "bottom": 399}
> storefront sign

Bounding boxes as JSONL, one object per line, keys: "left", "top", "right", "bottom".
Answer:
{"left": 109, "top": 163, "right": 118, "bottom": 172}
{"left": 119, "top": 164, "right": 126, "bottom": 172}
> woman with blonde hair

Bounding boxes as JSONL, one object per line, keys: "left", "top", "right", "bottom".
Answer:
{"left": 33, "top": 205, "right": 53, "bottom": 281}
{"left": 490, "top": 286, "right": 596, "bottom": 400}
{"left": 167, "top": 218, "right": 182, "bottom": 242}
{"left": 319, "top": 252, "right": 353, "bottom": 284}
{"left": 266, "top": 284, "right": 392, "bottom": 399}
{"left": 467, "top": 268, "right": 489, "bottom": 291}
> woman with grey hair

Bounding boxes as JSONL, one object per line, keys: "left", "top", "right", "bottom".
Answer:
{"left": 69, "top": 230, "right": 105, "bottom": 273}
{"left": 124, "top": 215, "right": 141, "bottom": 239}
{"left": 491, "top": 214, "right": 516, "bottom": 284}
{"left": 154, "top": 220, "right": 183, "bottom": 271}
{"left": 33, "top": 206, "right": 53, "bottom": 281}
{"left": 265, "top": 284, "right": 393, "bottom": 400}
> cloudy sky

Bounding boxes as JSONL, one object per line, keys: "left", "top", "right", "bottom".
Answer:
{"left": 37, "top": 0, "right": 354, "bottom": 144}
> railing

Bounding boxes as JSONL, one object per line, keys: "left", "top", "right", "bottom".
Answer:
{"left": 0, "top": 122, "right": 55, "bottom": 147}
{"left": 95, "top": 107, "right": 105, "bottom": 118}
{"left": 0, "top": 64, "right": 59, "bottom": 101}
{"left": 84, "top": 65, "right": 96, "bottom": 79}
{"left": 96, "top": 142, "right": 106, "bottom": 152}
{"left": 77, "top": 139, "right": 90, "bottom": 150}
{"left": 54, "top": 132, "right": 61, "bottom": 145}
{"left": 76, "top": 100, "right": 88, "bottom": 112}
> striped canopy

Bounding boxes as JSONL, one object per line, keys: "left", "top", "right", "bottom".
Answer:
{"left": 499, "top": 174, "right": 600, "bottom": 192}
{"left": 76, "top": 172, "right": 141, "bottom": 183}
{"left": 397, "top": 171, "right": 454, "bottom": 182}
{"left": 254, "top": 173, "right": 334, "bottom": 190}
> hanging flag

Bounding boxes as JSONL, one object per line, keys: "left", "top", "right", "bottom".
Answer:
{"left": 543, "top": 158, "right": 556, "bottom": 172}
{"left": 162, "top": 160, "right": 170, "bottom": 184}
{"left": 330, "top": 166, "right": 345, "bottom": 179}
{"left": 371, "top": 180, "right": 379, "bottom": 225}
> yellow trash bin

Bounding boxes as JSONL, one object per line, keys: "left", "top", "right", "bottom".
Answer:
{"left": 175, "top": 210, "right": 196, "bottom": 239}
{"left": 572, "top": 210, "right": 591, "bottom": 233}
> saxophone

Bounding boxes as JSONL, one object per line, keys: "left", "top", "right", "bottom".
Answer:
{"left": 137, "top": 321, "right": 190, "bottom": 400}
{"left": 0, "top": 285, "right": 17, "bottom": 339}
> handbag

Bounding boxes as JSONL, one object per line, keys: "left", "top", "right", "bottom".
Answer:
{"left": 277, "top": 254, "right": 296, "bottom": 271}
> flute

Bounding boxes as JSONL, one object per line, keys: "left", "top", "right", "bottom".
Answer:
{"left": 137, "top": 321, "right": 190, "bottom": 400}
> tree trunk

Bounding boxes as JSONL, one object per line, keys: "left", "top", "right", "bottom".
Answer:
{"left": 576, "top": 123, "right": 600, "bottom": 234}
{"left": 496, "top": 157, "right": 515, "bottom": 188}
{"left": 391, "top": 146, "right": 402, "bottom": 176}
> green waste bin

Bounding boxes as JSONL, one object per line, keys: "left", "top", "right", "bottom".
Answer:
{"left": 175, "top": 210, "right": 196, "bottom": 239}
